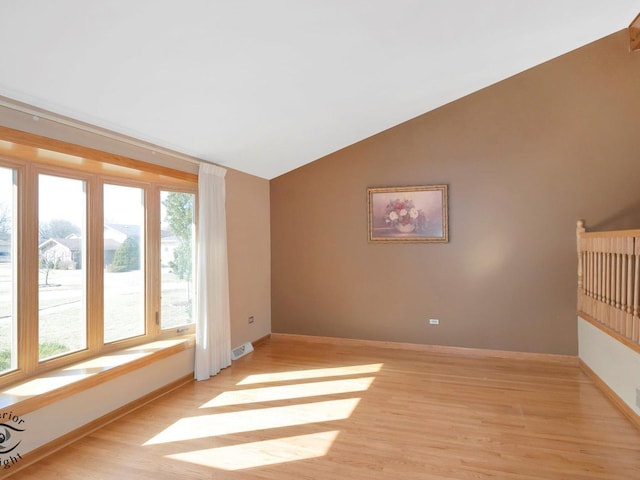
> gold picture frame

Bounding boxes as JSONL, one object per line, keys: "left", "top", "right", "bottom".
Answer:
{"left": 367, "top": 185, "right": 448, "bottom": 243}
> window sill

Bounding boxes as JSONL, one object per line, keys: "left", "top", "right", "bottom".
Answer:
{"left": 0, "top": 335, "right": 195, "bottom": 417}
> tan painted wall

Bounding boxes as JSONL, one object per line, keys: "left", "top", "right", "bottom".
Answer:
{"left": 270, "top": 30, "right": 640, "bottom": 355}
{"left": 226, "top": 168, "right": 271, "bottom": 347}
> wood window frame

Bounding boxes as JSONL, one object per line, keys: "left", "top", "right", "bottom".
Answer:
{"left": 0, "top": 126, "right": 197, "bottom": 388}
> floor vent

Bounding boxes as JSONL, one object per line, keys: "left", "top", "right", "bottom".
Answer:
{"left": 231, "top": 342, "right": 254, "bottom": 360}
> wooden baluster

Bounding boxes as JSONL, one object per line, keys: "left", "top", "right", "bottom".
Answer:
{"left": 591, "top": 245, "right": 597, "bottom": 316}
{"left": 610, "top": 238, "right": 616, "bottom": 329}
{"left": 596, "top": 240, "right": 601, "bottom": 318}
{"left": 598, "top": 238, "right": 609, "bottom": 325}
{"left": 604, "top": 238, "right": 608, "bottom": 304}
{"left": 623, "top": 238, "right": 629, "bottom": 333}
{"left": 619, "top": 241, "right": 623, "bottom": 332}
{"left": 592, "top": 241, "right": 596, "bottom": 300}
{"left": 588, "top": 239, "right": 596, "bottom": 299}
{"left": 619, "top": 238, "right": 627, "bottom": 312}
{"left": 610, "top": 238, "right": 615, "bottom": 330}
{"left": 618, "top": 238, "right": 627, "bottom": 333}
{"left": 616, "top": 240, "right": 621, "bottom": 309}
{"left": 616, "top": 238, "right": 622, "bottom": 332}
{"left": 620, "top": 239, "right": 625, "bottom": 331}
{"left": 612, "top": 239, "right": 616, "bottom": 304}
{"left": 631, "top": 237, "right": 640, "bottom": 342}
{"left": 620, "top": 249, "right": 629, "bottom": 334}
{"left": 604, "top": 239, "right": 611, "bottom": 327}
{"left": 582, "top": 229, "right": 588, "bottom": 314}
{"left": 597, "top": 239, "right": 602, "bottom": 303}
{"left": 584, "top": 250, "right": 589, "bottom": 302}
{"left": 578, "top": 250, "right": 584, "bottom": 311}
{"left": 603, "top": 238, "right": 607, "bottom": 304}
{"left": 585, "top": 244, "right": 591, "bottom": 316}
{"left": 590, "top": 246, "right": 596, "bottom": 316}
{"left": 611, "top": 238, "right": 616, "bottom": 330}
{"left": 585, "top": 246, "right": 593, "bottom": 296}
{"left": 601, "top": 239, "right": 606, "bottom": 322}
{"left": 627, "top": 239, "right": 634, "bottom": 338}
{"left": 591, "top": 240, "right": 595, "bottom": 301}
{"left": 592, "top": 241, "right": 596, "bottom": 301}
{"left": 609, "top": 238, "right": 614, "bottom": 308}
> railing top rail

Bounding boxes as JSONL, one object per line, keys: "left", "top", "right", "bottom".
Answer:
{"left": 580, "top": 229, "right": 640, "bottom": 239}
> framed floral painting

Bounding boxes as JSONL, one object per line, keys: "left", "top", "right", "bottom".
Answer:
{"left": 367, "top": 185, "right": 448, "bottom": 243}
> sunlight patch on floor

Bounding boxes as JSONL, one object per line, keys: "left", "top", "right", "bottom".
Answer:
{"left": 144, "top": 398, "right": 360, "bottom": 445}
{"left": 201, "top": 376, "right": 375, "bottom": 408}
{"left": 237, "top": 363, "right": 383, "bottom": 385}
{"left": 166, "top": 430, "right": 340, "bottom": 470}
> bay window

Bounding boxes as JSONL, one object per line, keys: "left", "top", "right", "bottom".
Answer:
{"left": 0, "top": 129, "right": 197, "bottom": 386}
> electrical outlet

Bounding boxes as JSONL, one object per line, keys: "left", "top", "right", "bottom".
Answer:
{"left": 248, "top": 315, "right": 254, "bottom": 324}
{"left": 429, "top": 318, "right": 440, "bottom": 325}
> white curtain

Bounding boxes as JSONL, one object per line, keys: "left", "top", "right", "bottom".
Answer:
{"left": 194, "top": 163, "right": 231, "bottom": 380}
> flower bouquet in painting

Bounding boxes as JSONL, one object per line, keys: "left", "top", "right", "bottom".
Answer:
{"left": 383, "top": 198, "right": 427, "bottom": 233}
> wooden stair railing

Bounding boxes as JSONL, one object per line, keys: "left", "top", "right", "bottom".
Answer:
{"left": 577, "top": 220, "right": 640, "bottom": 345}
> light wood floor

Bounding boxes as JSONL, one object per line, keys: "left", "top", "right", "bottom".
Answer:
{"left": 15, "top": 337, "right": 640, "bottom": 479}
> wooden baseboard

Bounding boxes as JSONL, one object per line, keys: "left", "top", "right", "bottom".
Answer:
{"left": 578, "top": 359, "right": 640, "bottom": 432}
{"left": 252, "top": 333, "right": 271, "bottom": 348}
{"left": 7, "top": 374, "right": 193, "bottom": 478}
{"left": 270, "top": 333, "right": 578, "bottom": 366}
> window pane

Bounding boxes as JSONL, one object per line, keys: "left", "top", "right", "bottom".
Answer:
{"left": 0, "top": 167, "right": 16, "bottom": 373}
{"left": 104, "top": 184, "right": 145, "bottom": 343}
{"left": 38, "top": 174, "right": 86, "bottom": 360}
{"left": 160, "top": 191, "right": 195, "bottom": 329}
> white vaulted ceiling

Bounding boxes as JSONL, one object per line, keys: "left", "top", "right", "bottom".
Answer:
{"left": 0, "top": 1, "right": 639, "bottom": 179}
